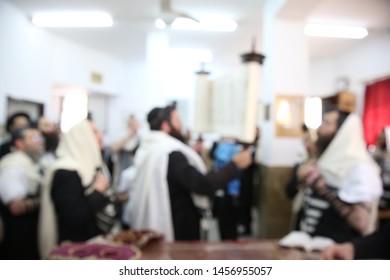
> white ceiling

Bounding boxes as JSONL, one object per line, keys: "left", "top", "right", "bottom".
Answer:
{"left": 6, "top": 0, "right": 390, "bottom": 62}
{"left": 303, "top": 0, "right": 390, "bottom": 58}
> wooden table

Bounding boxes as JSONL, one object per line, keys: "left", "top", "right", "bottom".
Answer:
{"left": 140, "top": 240, "right": 319, "bottom": 260}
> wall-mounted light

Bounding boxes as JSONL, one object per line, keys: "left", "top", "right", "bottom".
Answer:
{"left": 32, "top": 12, "right": 113, "bottom": 28}
{"left": 304, "top": 23, "right": 368, "bottom": 39}
{"left": 276, "top": 99, "right": 292, "bottom": 128}
{"left": 61, "top": 89, "right": 88, "bottom": 132}
{"left": 304, "top": 97, "right": 322, "bottom": 129}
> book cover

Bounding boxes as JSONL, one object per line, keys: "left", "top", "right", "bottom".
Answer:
{"left": 279, "top": 231, "right": 335, "bottom": 252}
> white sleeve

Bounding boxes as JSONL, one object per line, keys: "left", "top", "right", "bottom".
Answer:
{"left": 116, "top": 166, "right": 135, "bottom": 193}
{"left": 338, "top": 162, "right": 383, "bottom": 203}
{"left": 0, "top": 167, "right": 29, "bottom": 205}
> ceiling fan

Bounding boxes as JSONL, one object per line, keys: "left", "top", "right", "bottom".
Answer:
{"left": 154, "top": 0, "right": 237, "bottom": 32}
{"left": 155, "top": 0, "right": 199, "bottom": 29}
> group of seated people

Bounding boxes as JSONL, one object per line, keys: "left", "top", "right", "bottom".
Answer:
{"left": 0, "top": 104, "right": 389, "bottom": 260}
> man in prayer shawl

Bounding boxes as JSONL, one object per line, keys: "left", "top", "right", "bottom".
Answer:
{"left": 0, "top": 125, "right": 44, "bottom": 259}
{"left": 38, "top": 120, "right": 117, "bottom": 259}
{"left": 297, "top": 108, "right": 382, "bottom": 242}
{"left": 124, "top": 104, "right": 252, "bottom": 241}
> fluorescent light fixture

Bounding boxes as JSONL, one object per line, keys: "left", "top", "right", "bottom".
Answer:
{"left": 32, "top": 12, "right": 113, "bottom": 28}
{"left": 304, "top": 23, "right": 368, "bottom": 39}
{"left": 171, "top": 18, "right": 200, "bottom": 30}
{"left": 155, "top": 18, "right": 167, "bottom": 30}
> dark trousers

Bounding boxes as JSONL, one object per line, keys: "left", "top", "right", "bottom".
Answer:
{"left": 218, "top": 195, "right": 240, "bottom": 240}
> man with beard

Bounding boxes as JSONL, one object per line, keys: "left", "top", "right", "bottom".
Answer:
{"left": 123, "top": 104, "right": 252, "bottom": 241}
{"left": 38, "top": 116, "right": 60, "bottom": 171}
{"left": 38, "top": 117, "right": 59, "bottom": 153}
{"left": 297, "top": 108, "right": 382, "bottom": 242}
{"left": 0, "top": 126, "right": 44, "bottom": 259}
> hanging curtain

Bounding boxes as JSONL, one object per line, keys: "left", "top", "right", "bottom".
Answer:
{"left": 363, "top": 77, "right": 390, "bottom": 146}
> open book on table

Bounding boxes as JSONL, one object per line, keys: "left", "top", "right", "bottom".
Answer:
{"left": 279, "top": 231, "right": 335, "bottom": 252}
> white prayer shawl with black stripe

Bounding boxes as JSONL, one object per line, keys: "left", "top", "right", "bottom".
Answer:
{"left": 316, "top": 113, "right": 382, "bottom": 234}
{"left": 0, "top": 151, "right": 41, "bottom": 197}
{"left": 317, "top": 113, "right": 379, "bottom": 187}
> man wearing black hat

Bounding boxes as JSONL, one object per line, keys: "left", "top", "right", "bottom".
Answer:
{"left": 0, "top": 112, "right": 32, "bottom": 159}
{"left": 123, "top": 105, "right": 252, "bottom": 241}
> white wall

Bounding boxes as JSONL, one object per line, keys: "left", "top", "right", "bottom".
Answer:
{"left": 51, "top": 35, "right": 126, "bottom": 96}
{"left": 308, "top": 58, "right": 336, "bottom": 97}
{"left": 309, "top": 33, "right": 390, "bottom": 115}
{"left": 260, "top": 3, "right": 310, "bottom": 167}
{"left": 0, "top": 0, "right": 51, "bottom": 124}
{"left": 105, "top": 59, "right": 148, "bottom": 144}
{"left": 0, "top": 0, "right": 130, "bottom": 143}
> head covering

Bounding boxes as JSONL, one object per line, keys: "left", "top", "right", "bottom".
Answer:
{"left": 6, "top": 111, "right": 31, "bottom": 132}
{"left": 147, "top": 107, "right": 164, "bottom": 127}
{"left": 38, "top": 119, "right": 103, "bottom": 258}
{"left": 55, "top": 120, "right": 102, "bottom": 186}
{"left": 317, "top": 113, "right": 380, "bottom": 188}
{"left": 147, "top": 105, "right": 176, "bottom": 131}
